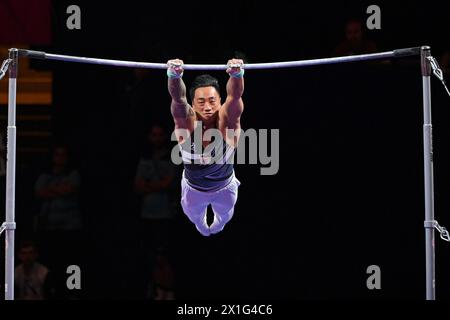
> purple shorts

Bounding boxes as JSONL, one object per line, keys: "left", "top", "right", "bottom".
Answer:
{"left": 181, "top": 171, "right": 241, "bottom": 236}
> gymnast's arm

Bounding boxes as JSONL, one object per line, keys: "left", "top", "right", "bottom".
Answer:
{"left": 167, "top": 59, "right": 195, "bottom": 143}
{"left": 220, "top": 58, "right": 245, "bottom": 146}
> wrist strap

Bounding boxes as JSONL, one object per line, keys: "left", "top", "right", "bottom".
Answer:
{"left": 167, "top": 68, "right": 183, "bottom": 79}
{"left": 229, "top": 68, "right": 245, "bottom": 78}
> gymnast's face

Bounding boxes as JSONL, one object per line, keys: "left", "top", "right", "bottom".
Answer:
{"left": 192, "top": 86, "right": 221, "bottom": 123}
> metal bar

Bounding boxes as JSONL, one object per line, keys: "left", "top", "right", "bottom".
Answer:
{"left": 421, "top": 46, "right": 435, "bottom": 300}
{"left": 15, "top": 47, "right": 421, "bottom": 70}
{"left": 4, "top": 48, "right": 18, "bottom": 300}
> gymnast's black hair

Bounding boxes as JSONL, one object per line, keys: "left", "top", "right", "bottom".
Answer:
{"left": 189, "top": 74, "right": 221, "bottom": 102}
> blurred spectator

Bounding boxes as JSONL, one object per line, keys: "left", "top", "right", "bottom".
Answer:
{"left": 15, "top": 240, "right": 55, "bottom": 300}
{"left": 135, "top": 125, "right": 177, "bottom": 298}
{"left": 135, "top": 125, "right": 177, "bottom": 252}
{"left": 34, "top": 145, "right": 82, "bottom": 232}
{"left": 333, "top": 19, "right": 377, "bottom": 56}
{"left": 34, "top": 145, "right": 84, "bottom": 299}
{"left": 147, "top": 247, "right": 176, "bottom": 300}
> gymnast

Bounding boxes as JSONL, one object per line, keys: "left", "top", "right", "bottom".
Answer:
{"left": 166, "top": 58, "right": 244, "bottom": 236}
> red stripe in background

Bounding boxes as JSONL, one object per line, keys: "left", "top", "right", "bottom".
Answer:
{"left": 0, "top": 0, "right": 51, "bottom": 45}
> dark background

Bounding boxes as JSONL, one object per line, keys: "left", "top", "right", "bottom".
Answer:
{"left": 2, "top": 0, "right": 450, "bottom": 299}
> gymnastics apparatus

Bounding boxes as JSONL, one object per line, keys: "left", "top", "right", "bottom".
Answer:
{"left": 1, "top": 46, "right": 449, "bottom": 300}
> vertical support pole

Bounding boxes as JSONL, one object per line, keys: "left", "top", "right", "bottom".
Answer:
{"left": 421, "top": 46, "right": 435, "bottom": 300}
{"left": 4, "top": 48, "right": 18, "bottom": 300}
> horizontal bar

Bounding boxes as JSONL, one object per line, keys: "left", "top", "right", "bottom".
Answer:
{"left": 16, "top": 47, "right": 421, "bottom": 71}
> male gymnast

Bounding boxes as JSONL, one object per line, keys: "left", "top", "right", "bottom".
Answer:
{"left": 166, "top": 58, "right": 244, "bottom": 236}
